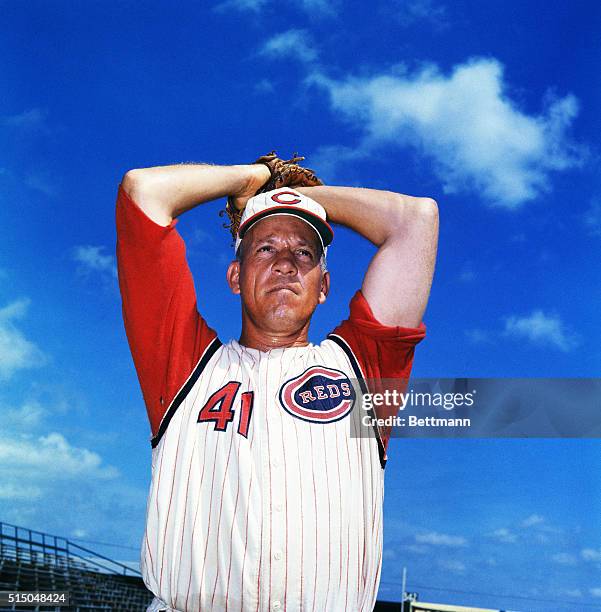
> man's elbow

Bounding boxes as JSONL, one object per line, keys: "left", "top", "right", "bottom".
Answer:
{"left": 121, "top": 168, "right": 147, "bottom": 198}
{"left": 414, "top": 196, "right": 438, "bottom": 222}
{"left": 391, "top": 194, "right": 438, "bottom": 231}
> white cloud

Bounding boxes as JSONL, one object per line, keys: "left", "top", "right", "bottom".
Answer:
{"left": 25, "top": 172, "right": 56, "bottom": 197}
{"left": 591, "top": 588, "right": 601, "bottom": 598}
{"left": 260, "top": 29, "right": 318, "bottom": 64}
{"left": 216, "top": 0, "right": 336, "bottom": 15}
{"left": 254, "top": 79, "right": 275, "bottom": 94}
{"left": 0, "top": 298, "right": 46, "bottom": 380}
{"left": 584, "top": 198, "right": 601, "bottom": 237}
{"left": 0, "top": 399, "right": 47, "bottom": 428}
{"left": 2, "top": 108, "right": 48, "bottom": 130}
{"left": 562, "top": 588, "right": 582, "bottom": 598}
{"left": 73, "top": 245, "right": 117, "bottom": 279}
{"left": 459, "top": 262, "right": 475, "bottom": 282}
{"left": 0, "top": 433, "right": 118, "bottom": 481}
{"left": 465, "top": 329, "right": 490, "bottom": 344}
{"left": 394, "top": 0, "right": 449, "bottom": 29}
{"left": 491, "top": 528, "right": 517, "bottom": 543}
{"left": 72, "top": 528, "right": 88, "bottom": 538}
{"left": 582, "top": 548, "right": 601, "bottom": 562}
{"left": 300, "top": 0, "right": 337, "bottom": 15}
{"left": 504, "top": 310, "right": 579, "bottom": 351}
{"left": 521, "top": 513, "right": 545, "bottom": 527}
{"left": 438, "top": 558, "right": 465, "bottom": 573}
{"left": 552, "top": 552, "right": 577, "bottom": 566}
{"left": 402, "top": 543, "right": 429, "bottom": 554}
{"left": 309, "top": 58, "right": 582, "bottom": 208}
{"left": 0, "top": 482, "right": 43, "bottom": 501}
{"left": 415, "top": 531, "right": 467, "bottom": 547}
{"left": 214, "top": 0, "right": 268, "bottom": 12}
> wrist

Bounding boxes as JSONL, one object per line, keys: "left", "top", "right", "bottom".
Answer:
{"left": 232, "top": 164, "right": 271, "bottom": 198}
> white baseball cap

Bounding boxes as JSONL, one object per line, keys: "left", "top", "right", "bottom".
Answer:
{"left": 235, "top": 187, "right": 334, "bottom": 255}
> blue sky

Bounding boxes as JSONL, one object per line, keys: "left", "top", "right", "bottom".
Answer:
{"left": 1, "top": 0, "right": 600, "bottom": 609}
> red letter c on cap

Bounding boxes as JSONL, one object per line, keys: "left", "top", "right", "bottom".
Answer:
{"left": 271, "top": 191, "right": 302, "bottom": 205}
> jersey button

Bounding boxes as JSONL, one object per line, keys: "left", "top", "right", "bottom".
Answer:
{"left": 272, "top": 602, "right": 281, "bottom": 610}
{"left": 274, "top": 503, "right": 283, "bottom": 512}
{"left": 273, "top": 551, "right": 282, "bottom": 561}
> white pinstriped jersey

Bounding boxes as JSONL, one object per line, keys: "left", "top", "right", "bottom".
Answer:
{"left": 116, "top": 185, "right": 426, "bottom": 612}
{"left": 142, "top": 338, "right": 384, "bottom": 612}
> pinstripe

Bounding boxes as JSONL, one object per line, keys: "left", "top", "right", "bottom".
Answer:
{"left": 321, "top": 425, "right": 332, "bottom": 608}
{"left": 356, "top": 426, "right": 363, "bottom": 598}
{"left": 183, "top": 354, "right": 222, "bottom": 610}
{"left": 175, "top": 355, "right": 219, "bottom": 608}
{"left": 292, "top": 416, "right": 304, "bottom": 611}
{"left": 225, "top": 367, "right": 249, "bottom": 611}
{"left": 210, "top": 422, "right": 237, "bottom": 608}
{"left": 210, "top": 354, "right": 244, "bottom": 607}
{"left": 237, "top": 459, "right": 253, "bottom": 612}
{"left": 345, "top": 521, "right": 351, "bottom": 611}
{"left": 343, "top": 418, "right": 352, "bottom": 612}
{"left": 153, "top": 439, "right": 166, "bottom": 577}
{"left": 240, "top": 346, "right": 260, "bottom": 612}
{"left": 159, "top": 415, "right": 186, "bottom": 595}
{"left": 143, "top": 533, "right": 154, "bottom": 582}
{"left": 263, "top": 351, "right": 273, "bottom": 611}
{"left": 184, "top": 421, "right": 208, "bottom": 609}
{"left": 174, "top": 443, "right": 196, "bottom": 611}
{"left": 335, "top": 425, "right": 343, "bottom": 594}
{"left": 363, "top": 437, "right": 374, "bottom": 592}
{"left": 197, "top": 356, "right": 232, "bottom": 609}
{"left": 197, "top": 426, "right": 220, "bottom": 609}
{"left": 277, "top": 355, "right": 289, "bottom": 612}
{"left": 309, "top": 424, "right": 318, "bottom": 612}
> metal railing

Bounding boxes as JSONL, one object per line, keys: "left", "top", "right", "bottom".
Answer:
{"left": 0, "top": 521, "right": 140, "bottom": 577}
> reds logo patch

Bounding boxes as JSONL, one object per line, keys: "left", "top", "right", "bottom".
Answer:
{"left": 279, "top": 366, "right": 355, "bottom": 423}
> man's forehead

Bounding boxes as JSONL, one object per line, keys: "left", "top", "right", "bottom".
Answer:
{"left": 248, "top": 216, "right": 320, "bottom": 245}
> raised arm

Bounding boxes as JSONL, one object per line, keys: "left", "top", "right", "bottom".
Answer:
{"left": 121, "top": 162, "right": 270, "bottom": 225}
{"left": 117, "top": 162, "right": 269, "bottom": 436}
{"left": 296, "top": 185, "right": 438, "bottom": 328}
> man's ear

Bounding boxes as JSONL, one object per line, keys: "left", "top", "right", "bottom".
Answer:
{"left": 226, "top": 260, "right": 241, "bottom": 295}
{"left": 319, "top": 271, "right": 330, "bottom": 305}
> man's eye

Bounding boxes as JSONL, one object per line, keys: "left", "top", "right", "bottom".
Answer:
{"left": 258, "top": 245, "right": 273, "bottom": 252}
{"left": 297, "top": 249, "right": 313, "bottom": 258}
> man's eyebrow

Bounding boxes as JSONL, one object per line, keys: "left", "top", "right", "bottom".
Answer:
{"left": 253, "top": 234, "right": 316, "bottom": 248}
{"left": 253, "top": 234, "right": 278, "bottom": 243}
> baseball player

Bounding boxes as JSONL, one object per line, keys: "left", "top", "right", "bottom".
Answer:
{"left": 116, "top": 153, "right": 438, "bottom": 612}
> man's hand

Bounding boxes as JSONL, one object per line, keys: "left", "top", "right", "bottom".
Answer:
{"left": 222, "top": 151, "right": 325, "bottom": 240}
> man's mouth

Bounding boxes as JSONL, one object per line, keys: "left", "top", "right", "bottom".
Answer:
{"left": 268, "top": 284, "right": 299, "bottom": 295}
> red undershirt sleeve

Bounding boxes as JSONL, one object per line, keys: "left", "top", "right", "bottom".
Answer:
{"left": 115, "top": 185, "right": 218, "bottom": 437}
{"left": 329, "top": 290, "right": 426, "bottom": 454}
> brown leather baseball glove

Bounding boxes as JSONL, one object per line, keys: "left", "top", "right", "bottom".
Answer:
{"left": 220, "top": 151, "right": 324, "bottom": 241}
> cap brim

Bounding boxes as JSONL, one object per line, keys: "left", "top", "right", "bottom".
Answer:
{"left": 238, "top": 206, "right": 334, "bottom": 250}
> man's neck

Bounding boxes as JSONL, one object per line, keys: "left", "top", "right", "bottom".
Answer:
{"left": 238, "top": 325, "right": 310, "bottom": 352}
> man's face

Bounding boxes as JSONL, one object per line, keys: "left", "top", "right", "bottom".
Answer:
{"left": 227, "top": 215, "right": 329, "bottom": 335}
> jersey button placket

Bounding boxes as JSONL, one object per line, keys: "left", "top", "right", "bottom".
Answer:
{"left": 266, "top": 352, "right": 286, "bottom": 608}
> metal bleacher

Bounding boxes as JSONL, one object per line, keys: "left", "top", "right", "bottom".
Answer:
{"left": 0, "top": 521, "right": 153, "bottom": 611}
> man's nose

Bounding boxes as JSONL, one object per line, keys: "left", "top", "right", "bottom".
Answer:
{"left": 272, "top": 249, "right": 298, "bottom": 275}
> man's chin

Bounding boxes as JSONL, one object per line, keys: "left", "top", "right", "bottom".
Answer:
{"left": 263, "top": 304, "right": 306, "bottom": 330}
